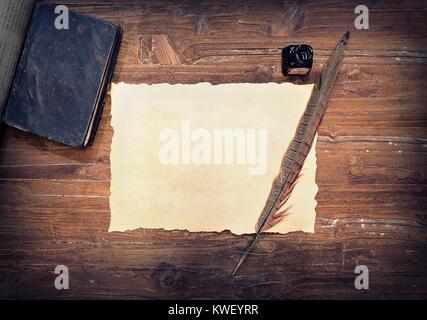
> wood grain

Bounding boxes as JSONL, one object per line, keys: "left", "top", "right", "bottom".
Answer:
{"left": 0, "top": 0, "right": 426, "bottom": 299}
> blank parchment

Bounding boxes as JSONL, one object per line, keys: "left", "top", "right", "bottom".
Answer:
{"left": 109, "top": 82, "right": 317, "bottom": 235}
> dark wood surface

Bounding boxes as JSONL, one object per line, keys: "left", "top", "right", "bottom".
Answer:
{"left": 1, "top": 0, "right": 427, "bottom": 299}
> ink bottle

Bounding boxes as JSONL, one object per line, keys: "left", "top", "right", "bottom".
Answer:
{"left": 282, "top": 44, "right": 313, "bottom": 76}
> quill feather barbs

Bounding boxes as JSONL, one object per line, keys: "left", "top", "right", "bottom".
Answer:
{"left": 232, "top": 31, "right": 350, "bottom": 276}
{"left": 255, "top": 173, "right": 301, "bottom": 231}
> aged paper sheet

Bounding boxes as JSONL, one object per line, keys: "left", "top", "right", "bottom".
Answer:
{"left": 110, "top": 82, "right": 317, "bottom": 235}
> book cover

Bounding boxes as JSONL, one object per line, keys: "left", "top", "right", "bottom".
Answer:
{"left": 3, "top": 2, "right": 121, "bottom": 147}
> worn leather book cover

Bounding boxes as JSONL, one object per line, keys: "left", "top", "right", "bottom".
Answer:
{"left": 3, "top": 2, "right": 122, "bottom": 148}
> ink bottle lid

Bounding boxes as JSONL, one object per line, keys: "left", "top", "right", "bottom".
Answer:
{"left": 282, "top": 44, "right": 313, "bottom": 76}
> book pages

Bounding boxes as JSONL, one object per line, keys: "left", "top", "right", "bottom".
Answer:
{"left": 0, "top": 0, "right": 36, "bottom": 116}
{"left": 109, "top": 82, "right": 318, "bottom": 235}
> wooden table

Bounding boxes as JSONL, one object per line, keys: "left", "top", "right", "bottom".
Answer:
{"left": 0, "top": 0, "right": 426, "bottom": 299}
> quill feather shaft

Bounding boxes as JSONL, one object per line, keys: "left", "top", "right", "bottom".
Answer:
{"left": 232, "top": 31, "right": 350, "bottom": 276}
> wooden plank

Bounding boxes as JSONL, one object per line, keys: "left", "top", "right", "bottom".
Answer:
{"left": 0, "top": 0, "right": 426, "bottom": 299}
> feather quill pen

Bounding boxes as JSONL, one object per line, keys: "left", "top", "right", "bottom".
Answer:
{"left": 232, "top": 31, "right": 350, "bottom": 276}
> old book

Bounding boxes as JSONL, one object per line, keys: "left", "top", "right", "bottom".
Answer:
{"left": 1, "top": 1, "right": 122, "bottom": 147}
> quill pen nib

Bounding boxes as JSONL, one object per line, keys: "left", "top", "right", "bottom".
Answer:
{"left": 231, "top": 260, "right": 242, "bottom": 276}
{"left": 231, "top": 233, "right": 260, "bottom": 276}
